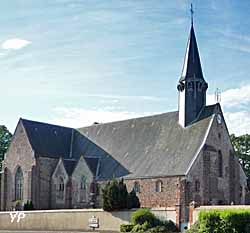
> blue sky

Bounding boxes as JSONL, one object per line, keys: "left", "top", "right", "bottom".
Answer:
{"left": 0, "top": 0, "right": 250, "bottom": 135}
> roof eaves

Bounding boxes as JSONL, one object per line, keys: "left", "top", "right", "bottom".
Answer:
{"left": 123, "top": 174, "right": 186, "bottom": 180}
{"left": 185, "top": 114, "right": 215, "bottom": 175}
{"left": 95, "top": 158, "right": 101, "bottom": 178}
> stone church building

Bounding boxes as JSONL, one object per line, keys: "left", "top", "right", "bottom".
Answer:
{"left": 0, "top": 23, "right": 247, "bottom": 226}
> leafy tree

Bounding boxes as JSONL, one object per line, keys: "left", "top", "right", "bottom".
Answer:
{"left": 0, "top": 125, "right": 12, "bottom": 170}
{"left": 102, "top": 178, "right": 140, "bottom": 211}
{"left": 102, "top": 181, "right": 112, "bottom": 211}
{"left": 118, "top": 178, "right": 128, "bottom": 209}
{"left": 102, "top": 179, "right": 120, "bottom": 211}
{"left": 24, "top": 200, "right": 34, "bottom": 210}
{"left": 230, "top": 134, "right": 250, "bottom": 178}
{"left": 127, "top": 190, "right": 140, "bottom": 209}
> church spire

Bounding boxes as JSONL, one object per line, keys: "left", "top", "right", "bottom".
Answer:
{"left": 179, "top": 10, "right": 204, "bottom": 82}
{"left": 177, "top": 5, "right": 208, "bottom": 127}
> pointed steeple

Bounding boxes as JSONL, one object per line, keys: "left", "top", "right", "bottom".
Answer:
{"left": 177, "top": 5, "right": 208, "bottom": 128}
{"left": 180, "top": 24, "right": 204, "bottom": 82}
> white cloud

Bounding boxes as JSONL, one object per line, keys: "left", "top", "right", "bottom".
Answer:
{"left": 208, "top": 84, "right": 250, "bottom": 135}
{"left": 222, "top": 85, "right": 250, "bottom": 108}
{"left": 50, "top": 84, "right": 250, "bottom": 135}
{"left": 224, "top": 111, "right": 250, "bottom": 136}
{"left": 79, "top": 93, "right": 167, "bottom": 102}
{"left": 1, "top": 38, "right": 31, "bottom": 50}
{"left": 208, "top": 84, "right": 250, "bottom": 108}
{"left": 51, "top": 107, "right": 157, "bottom": 129}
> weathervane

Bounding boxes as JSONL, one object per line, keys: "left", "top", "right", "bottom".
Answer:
{"left": 190, "top": 3, "right": 194, "bottom": 25}
{"left": 215, "top": 88, "right": 221, "bottom": 103}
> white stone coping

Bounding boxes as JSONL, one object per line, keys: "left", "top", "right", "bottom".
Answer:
{"left": 151, "top": 207, "right": 176, "bottom": 211}
{"left": 195, "top": 205, "right": 250, "bottom": 211}
{"left": 0, "top": 207, "right": 176, "bottom": 214}
{"left": 0, "top": 208, "right": 105, "bottom": 214}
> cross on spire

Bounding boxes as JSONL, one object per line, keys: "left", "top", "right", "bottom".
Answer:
{"left": 190, "top": 3, "right": 194, "bottom": 25}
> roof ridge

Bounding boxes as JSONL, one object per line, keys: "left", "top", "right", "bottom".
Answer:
{"left": 21, "top": 118, "right": 73, "bottom": 130}
{"left": 77, "top": 110, "right": 178, "bottom": 130}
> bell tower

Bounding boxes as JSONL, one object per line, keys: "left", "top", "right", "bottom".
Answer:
{"left": 177, "top": 5, "right": 208, "bottom": 127}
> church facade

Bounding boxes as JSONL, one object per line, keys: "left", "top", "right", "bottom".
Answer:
{"left": 0, "top": 23, "right": 247, "bottom": 227}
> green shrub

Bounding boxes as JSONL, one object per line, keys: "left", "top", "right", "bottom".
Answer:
{"left": 220, "top": 209, "right": 250, "bottom": 232}
{"left": 161, "top": 220, "right": 179, "bottom": 232}
{"left": 130, "top": 209, "right": 178, "bottom": 232}
{"left": 198, "top": 211, "right": 223, "bottom": 232}
{"left": 149, "top": 217, "right": 178, "bottom": 232}
{"left": 130, "top": 224, "right": 144, "bottom": 232}
{"left": 131, "top": 209, "right": 156, "bottom": 226}
{"left": 186, "top": 222, "right": 199, "bottom": 233}
{"left": 145, "top": 225, "right": 172, "bottom": 233}
{"left": 244, "top": 223, "right": 250, "bottom": 232}
{"left": 131, "top": 221, "right": 151, "bottom": 232}
{"left": 120, "top": 223, "right": 134, "bottom": 232}
{"left": 15, "top": 200, "right": 23, "bottom": 211}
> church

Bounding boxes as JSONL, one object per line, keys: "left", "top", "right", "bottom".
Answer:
{"left": 0, "top": 20, "right": 247, "bottom": 227}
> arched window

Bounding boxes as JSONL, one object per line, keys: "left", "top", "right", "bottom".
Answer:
{"left": 15, "top": 167, "right": 24, "bottom": 200}
{"left": 187, "top": 82, "right": 193, "bottom": 91}
{"left": 195, "top": 180, "right": 200, "bottom": 192}
{"left": 80, "top": 176, "right": 87, "bottom": 202}
{"left": 197, "top": 82, "right": 203, "bottom": 92}
{"left": 218, "top": 150, "right": 223, "bottom": 177}
{"left": 133, "top": 182, "right": 140, "bottom": 193}
{"left": 80, "top": 176, "right": 86, "bottom": 190}
{"left": 156, "top": 180, "right": 163, "bottom": 192}
{"left": 58, "top": 177, "right": 64, "bottom": 199}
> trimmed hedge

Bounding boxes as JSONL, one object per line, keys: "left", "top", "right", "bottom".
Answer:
{"left": 189, "top": 209, "right": 250, "bottom": 233}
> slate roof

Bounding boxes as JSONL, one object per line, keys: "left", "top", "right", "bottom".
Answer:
{"left": 21, "top": 119, "right": 73, "bottom": 158}
{"left": 180, "top": 25, "right": 204, "bottom": 82}
{"left": 78, "top": 104, "right": 218, "bottom": 179}
{"left": 20, "top": 104, "right": 218, "bottom": 180}
{"left": 85, "top": 157, "right": 99, "bottom": 176}
{"left": 63, "top": 160, "right": 77, "bottom": 176}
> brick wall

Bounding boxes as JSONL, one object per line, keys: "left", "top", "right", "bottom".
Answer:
{"left": 124, "top": 176, "right": 183, "bottom": 208}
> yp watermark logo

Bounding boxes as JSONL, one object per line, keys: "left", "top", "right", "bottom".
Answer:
{"left": 9, "top": 211, "right": 26, "bottom": 223}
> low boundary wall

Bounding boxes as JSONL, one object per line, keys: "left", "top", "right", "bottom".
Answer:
{"left": 0, "top": 207, "right": 176, "bottom": 232}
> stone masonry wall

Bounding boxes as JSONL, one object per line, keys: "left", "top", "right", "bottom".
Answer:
{"left": 186, "top": 111, "right": 247, "bottom": 222}
{"left": 51, "top": 159, "right": 69, "bottom": 209}
{"left": 182, "top": 110, "right": 246, "bottom": 222}
{"left": 71, "top": 156, "right": 94, "bottom": 209}
{"left": 1, "top": 121, "right": 36, "bottom": 210}
{"left": 204, "top": 113, "right": 246, "bottom": 205}
{"left": 36, "top": 156, "right": 58, "bottom": 209}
